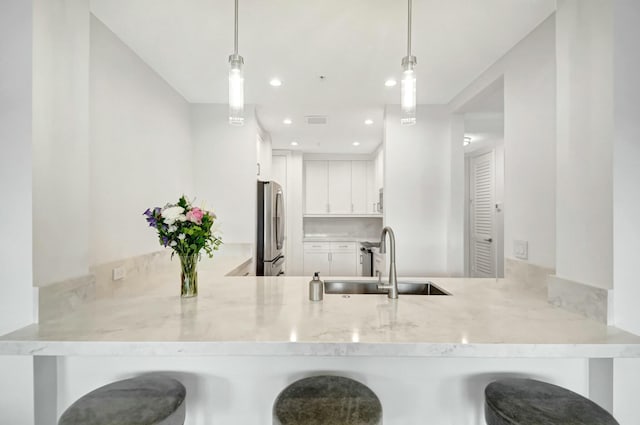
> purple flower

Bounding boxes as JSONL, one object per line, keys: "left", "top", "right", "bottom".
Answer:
{"left": 162, "top": 236, "right": 169, "bottom": 247}
{"left": 143, "top": 208, "right": 152, "bottom": 217}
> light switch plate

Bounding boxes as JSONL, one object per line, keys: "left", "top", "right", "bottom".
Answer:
{"left": 112, "top": 266, "right": 126, "bottom": 281}
{"left": 514, "top": 240, "right": 528, "bottom": 260}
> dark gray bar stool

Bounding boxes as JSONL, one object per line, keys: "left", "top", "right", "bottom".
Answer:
{"left": 273, "top": 375, "right": 382, "bottom": 425}
{"left": 58, "top": 374, "right": 186, "bottom": 425}
{"left": 485, "top": 378, "right": 619, "bottom": 425}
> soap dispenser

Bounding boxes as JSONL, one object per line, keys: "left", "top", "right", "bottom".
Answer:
{"left": 309, "top": 272, "right": 324, "bottom": 302}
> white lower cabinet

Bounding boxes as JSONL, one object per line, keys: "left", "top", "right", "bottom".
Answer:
{"left": 302, "top": 251, "right": 331, "bottom": 276}
{"left": 303, "top": 242, "right": 357, "bottom": 276}
{"left": 330, "top": 252, "right": 356, "bottom": 275}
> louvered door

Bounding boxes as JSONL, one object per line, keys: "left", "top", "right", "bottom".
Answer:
{"left": 470, "top": 151, "right": 495, "bottom": 277}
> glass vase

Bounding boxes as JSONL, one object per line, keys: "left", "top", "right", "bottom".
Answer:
{"left": 179, "top": 253, "right": 199, "bottom": 298}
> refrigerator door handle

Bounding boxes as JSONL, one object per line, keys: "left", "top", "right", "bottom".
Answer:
{"left": 272, "top": 256, "right": 285, "bottom": 268}
{"left": 275, "top": 190, "right": 285, "bottom": 250}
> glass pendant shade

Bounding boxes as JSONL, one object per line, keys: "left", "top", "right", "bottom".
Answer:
{"left": 228, "top": 54, "right": 245, "bottom": 126}
{"left": 400, "top": 55, "right": 417, "bottom": 126}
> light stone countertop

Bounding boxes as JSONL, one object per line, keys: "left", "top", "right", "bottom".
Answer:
{"left": 2, "top": 266, "right": 640, "bottom": 357}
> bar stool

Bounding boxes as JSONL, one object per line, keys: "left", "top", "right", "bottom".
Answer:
{"left": 485, "top": 378, "right": 619, "bottom": 425}
{"left": 58, "top": 374, "right": 186, "bottom": 425}
{"left": 273, "top": 375, "right": 383, "bottom": 425}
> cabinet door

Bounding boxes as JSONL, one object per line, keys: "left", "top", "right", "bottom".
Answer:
{"left": 366, "top": 160, "right": 378, "bottom": 213}
{"left": 304, "top": 161, "right": 329, "bottom": 214}
{"left": 351, "top": 161, "right": 368, "bottom": 214}
{"left": 330, "top": 251, "right": 357, "bottom": 276}
{"left": 328, "top": 161, "right": 352, "bottom": 214}
{"left": 303, "top": 251, "right": 331, "bottom": 276}
{"left": 375, "top": 149, "right": 384, "bottom": 192}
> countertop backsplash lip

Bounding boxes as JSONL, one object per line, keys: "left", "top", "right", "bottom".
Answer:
{"left": 35, "top": 243, "right": 253, "bottom": 322}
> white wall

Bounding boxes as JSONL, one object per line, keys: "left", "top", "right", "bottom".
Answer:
{"left": 257, "top": 127, "right": 272, "bottom": 181}
{"left": 272, "top": 151, "right": 304, "bottom": 275}
{"left": 384, "top": 105, "right": 452, "bottom": 276}
{"left": 191, "top": 104, "right": 257, "bottom": 244}
{"left": 32, "top": 0, "right": 90, "bottom": 286}
{"left": 0, "top": 0, "right": 36, "bottom": 422}
{"left": 448, "top": 115, "right": 465, "bottom": 276}
{"left": 58, "top": 356, "right": 589, "bottom": 425}
{"left": 288, "top": 152, "right": 304, "bottom": 276}
{"left": 449, "top": 16, "right": 557, "bottom": 270}
{"left": 556, "top": 0, "right": 613, "bottom": 289}
{"left": 612, "top": 0, "right": 640, "bottom": 335}
{"left": 90, "top": 15, "right": 194, "bottom": 266}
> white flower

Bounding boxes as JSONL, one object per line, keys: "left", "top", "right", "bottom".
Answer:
{"left": 161, "top": 206, "right": 185, "bottom": 225}
{"left": 178, "top": 234, "right": 186, "bottom": 240}
{"left": 170, "top": 241, "right": 177, "bottom": 247}
{"left": 167, "top": 225, "right": 177, "bottom": 233}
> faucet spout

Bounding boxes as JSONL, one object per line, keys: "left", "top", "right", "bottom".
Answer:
{"left": 377, "top": 226, "right": 398, "bottom": 299}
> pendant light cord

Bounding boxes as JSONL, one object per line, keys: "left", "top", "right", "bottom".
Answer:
{"left": 234, "top": 0, "right": 239, "bottom": 55}
{"left": 407, "top": 0, "right": 412, "bottom": 57}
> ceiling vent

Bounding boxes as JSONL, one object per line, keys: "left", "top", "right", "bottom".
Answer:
{"left": 305, "top": 115, "right": 328, "bottom": 125}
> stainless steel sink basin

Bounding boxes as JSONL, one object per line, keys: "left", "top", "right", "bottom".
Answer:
{"left": 324, "top": 280, "right": 450, "bottom": 296}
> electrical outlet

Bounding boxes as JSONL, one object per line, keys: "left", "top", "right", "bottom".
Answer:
{"left": 112, "top": 266, "right": 126, "bottom": 281}
{"left": 514, "top": 240, "right": 528, "bottom": 260}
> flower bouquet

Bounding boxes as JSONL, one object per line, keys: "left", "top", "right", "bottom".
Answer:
{"left": 144, "top": 196, "right": 222, "bottom": 297}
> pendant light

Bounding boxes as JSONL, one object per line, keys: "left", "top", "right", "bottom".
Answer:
{"left": 228, "top": 0, "right": 244, "bottom": 126}
{"left": 400, "top": 0, "right": 417, "bottom": 126}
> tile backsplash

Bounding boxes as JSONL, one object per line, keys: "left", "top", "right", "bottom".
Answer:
{"left": 304, "top": 217, "right": 383, "bottom": 240}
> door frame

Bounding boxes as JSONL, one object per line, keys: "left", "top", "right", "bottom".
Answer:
{"left": 465, "top": 146, "right": 502, "bottom": 277}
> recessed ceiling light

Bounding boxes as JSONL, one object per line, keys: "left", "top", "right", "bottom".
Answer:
{"left": 270, "top": 78, "right": 283, "bottom": 87}
{"left": 290, "top": 141, "right": 298, "bottom": 146}
{"left": 364, "top": 119, "right": 374, "bottom": 125}
{"left": 385, "top": 79, "right": 397, "bottom": 87}
{"left": 352, "top": 141, "right": 360, "bottom": 146}
{"left": 283, "top": 118, "right": 292, "bottom": 125}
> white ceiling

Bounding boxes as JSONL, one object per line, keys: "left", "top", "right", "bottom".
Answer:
{"left": 90, "top": 0, "right": 555, "bottom": 153}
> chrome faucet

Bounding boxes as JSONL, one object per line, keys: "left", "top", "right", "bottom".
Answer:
{"left": 377, "top": 226, "right": 398, "bottom": 299}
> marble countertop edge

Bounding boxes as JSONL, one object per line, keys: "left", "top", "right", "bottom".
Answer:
{"left": 4, "top": 340, "right": 640, "bottom": 358}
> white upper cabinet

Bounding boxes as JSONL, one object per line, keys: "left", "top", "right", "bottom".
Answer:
{"left": 256, "top": 134, "right": 272, "bottom": 180}
{"left": 366, "top": 161, "right": 377, "bottom": 213}
{"left": 375, "top": 148, "right": 384, "bottom": 192}
{"left": 351, "top": 161, "right": 368, "bottom": 214}
{"left": 304, "top": 161, "right": 329, "bottom": 214}
{"left": 304, "top": 158, "right": 383, "bottom": 216}
{"left": 328, "top": 161, "right": 352, "bottom": 214}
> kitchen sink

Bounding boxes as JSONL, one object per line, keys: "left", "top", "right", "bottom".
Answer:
{"left": 324, "top": 280, "right": 450, "bottom": 296}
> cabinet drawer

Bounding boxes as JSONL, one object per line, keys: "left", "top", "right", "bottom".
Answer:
{"left": 330, "top": 242, "right": 357, "bottom": 251}
{"left": 304, "top": 242, "right": 331, "bottom": 251}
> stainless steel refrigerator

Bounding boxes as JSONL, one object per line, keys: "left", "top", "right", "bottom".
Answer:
{"left": 256, "top": 180, "right": 285, "bottom": 276}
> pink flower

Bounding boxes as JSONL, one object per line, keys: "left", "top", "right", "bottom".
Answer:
{"left": 186, "top": 207, "right": 204, "bottom": 224}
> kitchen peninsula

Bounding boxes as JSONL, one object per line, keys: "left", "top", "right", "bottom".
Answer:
{"left": 2, "top": 261, "right": 640, "bottom": 357}
{"left": 2, "top": 252, "right": 640, "bottom": 423}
